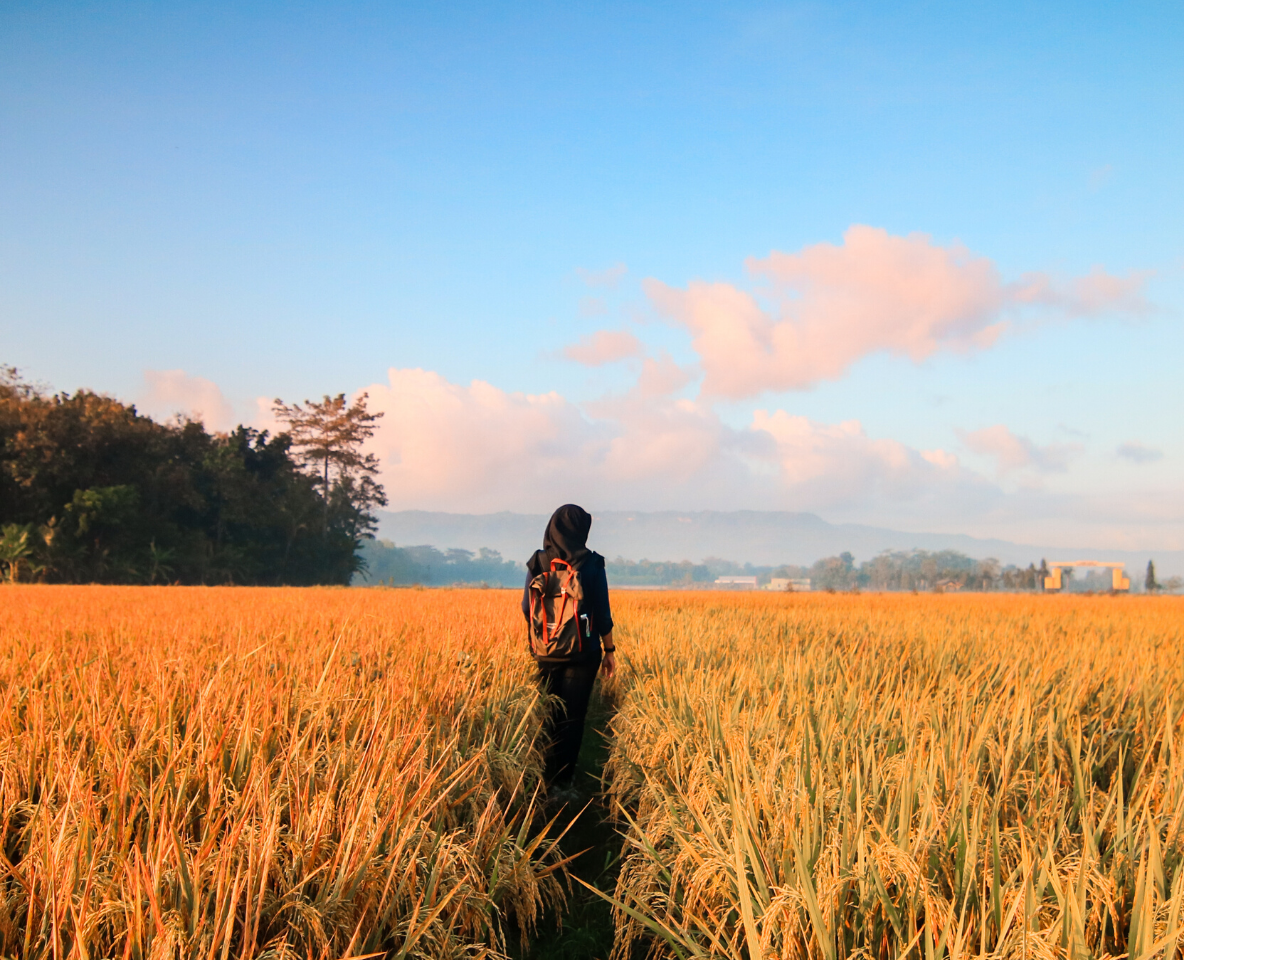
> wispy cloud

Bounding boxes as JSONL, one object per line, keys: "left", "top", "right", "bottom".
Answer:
{"left": 960, "top": 424, "right": 1082, "bottom": 474}
{"left": 576, "top": 262, "right": 627, "bottom": 288}
{"left": 1008, "top": 265, "right": 1153, "bottom": 317}
{"left": 138, "top": 369, "right": 236, "bottom": 431}
{"left": 562, "top": 329, "right": 644, "bottom": 366}
{"left": 645, "top": 224, "right": 1152, "bottom": 400}
{"left": 1117, "top": 441, "right": 1163, "bottom": 464}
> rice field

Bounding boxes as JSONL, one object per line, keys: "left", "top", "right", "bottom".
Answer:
{"left": 600, "top": 593, "right": 1183, "bottom": 960}
{"left": 0, "top": 586, "right": 565, "bottom": 959}
{"left": 0, "top": 587, "right": 1182, "bottom": 960}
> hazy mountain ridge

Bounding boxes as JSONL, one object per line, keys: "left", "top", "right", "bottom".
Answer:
{"left": 375, "top": 510, "right": 1184, "bottom": 577}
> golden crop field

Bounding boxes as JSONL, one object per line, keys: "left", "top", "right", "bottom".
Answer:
{"left": 0, "top": 587, "right": 1182, "bottom": 960}
{"left": 600, "top": 593, "right": 1183, "bottom": 960}
{"left": 0, "top": 586, "right": 565, "bottom": 960}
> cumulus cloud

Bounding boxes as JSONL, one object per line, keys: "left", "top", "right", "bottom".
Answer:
{"left": 562, "top": 329, "right": 644, "bottom": 366}
{"left": 633, "top": 351, "right": 694, "bottom": 398}
{"left": 960, "top": 424, "right": 1082, "bottom": 474}
{"left": 1117, "top": 441, "right": 1163, "bottom": 464}
{"left": 358, "top": 369, "right": 611, "bottom": 513}
{"left": 138, "top": 369, "right": 236, "bottom": 431}
{"left": 748, "top": 410, "right": 969, "bottom": 506}
{"left": 576, "top": 262, "right": 628, "bottom": 288}
{"left": 356, "top": 367, "right": 987, "bottom": 516}
{"left": 360, "top": 368, "right": 751, "bottom": 513}
{"left": 340, "top": 367, "right": 1180, "bottom": 549}
{"left": 588, "top": 393, "right": 747, "bottom": 490}
{"left": 646, "top": 224, "right": 1151, "bottom": 399}
{"left": 921, "top": 448, "right": 959, "bottom": 469}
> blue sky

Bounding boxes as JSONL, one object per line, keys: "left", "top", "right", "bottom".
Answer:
{"left": 0, "top": 1, "right": 1183, "bottom": 549}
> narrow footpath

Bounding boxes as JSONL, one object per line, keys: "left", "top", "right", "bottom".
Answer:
{"left": 519, "top": 686, "right": 626, "bottom": 960}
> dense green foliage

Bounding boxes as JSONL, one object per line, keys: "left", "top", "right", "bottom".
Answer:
{"left": 0, "top": 369, "right": 382, "bottom": 584}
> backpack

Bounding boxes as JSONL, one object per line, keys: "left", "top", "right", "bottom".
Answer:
{"left": 528, "top": 557, "right": 590, "bottom": 659}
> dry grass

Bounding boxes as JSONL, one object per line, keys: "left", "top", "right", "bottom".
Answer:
{"left": 0, "top": 585, "right": 565, "bottom": 960}
{"left": 600, "top": 592, "right": 1183, "bottom": 960}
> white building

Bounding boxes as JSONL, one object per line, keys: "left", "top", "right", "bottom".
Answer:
{"left": 714, "top": 576, "right": 758, "bottom": 588}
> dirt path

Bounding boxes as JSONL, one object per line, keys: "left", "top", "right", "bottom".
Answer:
{"left": 518, "top": 685, "right": 625, "bottom": 960}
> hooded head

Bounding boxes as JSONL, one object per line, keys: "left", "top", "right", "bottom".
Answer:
{"left": 530, "top": 503, "right": 592, "bottom": 572}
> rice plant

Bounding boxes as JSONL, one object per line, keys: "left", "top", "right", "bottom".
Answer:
{"left": 599, "top": 593, "right": 1183, "bottom": 960}
{"left": 0, "top": 586, "right": 1184, "bottom": 960}
{"left": 0, "top": 585, "right": 567, "bottom": 959}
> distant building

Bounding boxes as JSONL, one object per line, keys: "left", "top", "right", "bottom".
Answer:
{"left": 714, "top": 576, "right": 758, "bottom": 588}
{"left": 766, "top": 578, "right": 812, "bottom": 592}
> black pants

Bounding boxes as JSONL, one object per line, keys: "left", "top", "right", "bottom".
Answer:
{"left": 536, "top": 657, "right": 601, "bottom": 786}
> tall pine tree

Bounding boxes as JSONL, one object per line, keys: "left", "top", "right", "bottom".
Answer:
{"left": 271, "top": 392, "right": 386, "bottom": 545}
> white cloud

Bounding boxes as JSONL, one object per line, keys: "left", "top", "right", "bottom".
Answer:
{"left": 561, "top": 333, "right": 694, "bottom": 397}
{"left": 562, "top": 329, "right": 644, "bottom": 366}
{"left": 219, "top": 364, "right": 1180, "bottom": 551}
{"left": 633, "top": 351, "right": 694, "bottom": 398}
{"left": 137, "top": 369, "right": 237, "bottom": 432}
{"left": 646, "top": 224, "right": 1152, "bottom": 400}
{"left": 1008, "top": 265, "right": 1152, "bottom": 317}
{"left": 961, "top": 424, "right": 1082, "bottom": 474}
{"left": 357, "top": 367, "right": 990, "bottom": 519}
{"left": 359, "top": 368, "right": 610, "bottom": 513}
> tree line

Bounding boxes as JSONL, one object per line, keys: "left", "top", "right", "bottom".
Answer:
{"left": 355, "top": 544, "right": 1088, "bottom": 592}
{"left": 356, "top": 544, "right": 1180, "bottom": 594}
{"left": 0, "top": 367, "right": 386, "bottom": 585}
{"left": 354, "top": 551, "right": 785, "bottom": 589}
{"left": 356, "top": 540, "right": 524, "bottom": 587}
{"left": 808, "top": 550, "right": 1043, "bottom": 592}
{"left": 795, "top": 551, "right": 1176, "bottom": 593}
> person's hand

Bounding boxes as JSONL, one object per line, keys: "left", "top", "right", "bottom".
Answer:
{"left": 601, "top": 650, "right": 616, "bottom": 679}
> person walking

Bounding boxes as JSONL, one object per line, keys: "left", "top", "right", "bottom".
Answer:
{"left": 522, "top": 504, "right": 616, "bottom": 802}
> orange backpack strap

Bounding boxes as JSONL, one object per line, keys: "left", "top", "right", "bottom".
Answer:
{"left": 547, "top": 558, "right": 582, "bottom": 654}
{"left": 552, "top": 559, "right": 572, "bottom": 643}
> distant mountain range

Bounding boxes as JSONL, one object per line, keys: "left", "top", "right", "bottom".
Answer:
{"left": 375, "top": 510, "right": 1184, "bottom": 577}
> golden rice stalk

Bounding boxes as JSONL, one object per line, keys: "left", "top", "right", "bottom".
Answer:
{"left": 0, "top": 585, "right": 567, "bottom": 959}
{"left": 601, "top": 592, "right": 1183, "bottom": 960}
